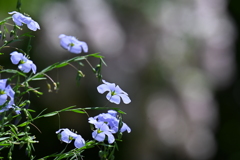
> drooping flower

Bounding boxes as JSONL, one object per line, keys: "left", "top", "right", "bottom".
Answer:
{"left": 59, "top": 34, "right": 88, "bottom": 54}
{"left": 56, "top": 128, "right": 85, "bottom": 148}
{"left": 0, "top": 79, "right": 20, "bottom": 114}
{"left": 91, "top": 122, "right": 115, "bottom": 144}
{"left": 10, "top": 51, "right": 37, "bottom": 74}
{"left": 8, "top": 11, "right": 40, "bottom": 31}
{"left": 97, "top": 80, "right": 131, "bottom": 104}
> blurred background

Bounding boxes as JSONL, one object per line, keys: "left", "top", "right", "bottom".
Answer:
{"left": 1, "top": 0, "right": 240, "bottom": 159}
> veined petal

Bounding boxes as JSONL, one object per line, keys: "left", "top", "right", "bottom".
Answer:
{"left": 56, "top": 128, "right": 78, "bottom": 143}
{"left": 105, "top": 131, "right": 115, "bottom": 144}
{"left": 74, "top": 135, "right": 85, "bottom": 148}
{"left": 97, "top": 84, "right": 111, "bottom": 94}
{"left": 27, "top": 20, "right": 40, "bottom": 31}
{"left": 18, "top": 64, "right": 31, "bottom": 73}
{"left": 0, "top": 79, "right": 7, "bottom": 90}
{"left": 107, "top": 110, "right": 117, "bottom": 117}
{"left": 0, "top": 94, "right": 7, "bottom": 105}
{"left": 79, "top": 41, "right": 88, "bottom": 53}
{"left": 107, "top": 93, "right": 120, "bottom": 104}
{"left": 115, "top": 85, "right": 128, "bottom": 95}
{"left": 10, "top": 51, "right": 23, "bottom": 64}
{"left": 118, "top": 94, "right": 131, "bottom": 104}
{"left": 31, "top": 63, "right": 37, "bottom": 74}
{"left": 68, "top": 45, "right": 82, "bottom": 54}
{"left": 92, "top": 130, "right": 105, "bottom": 142}
{"left": 120, "top": 122, "right": 131, "bottom": 133}
{"left": 12, "top": 13, "right": 24, "bottom": 26}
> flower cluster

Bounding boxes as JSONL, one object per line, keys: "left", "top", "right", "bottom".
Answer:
{"left": 97, "top": 80, "right": 131, "bottom": 104}
{"left": 56, "top": 128, "right": 85, "bottom": 148}
{"left": 9, "top": 11, "right": 40, "bottom": 31}
{"left": 88, "top": 110, "right": 131, "bottom": 144}
{"left": 0, "top": 79, "right": 20, "bottom": 114}
{"left": 10, "top": 51, "right": 37, "bottom": 74}
{"left": 59, "top": 34, "right": 88, "bottom": 54}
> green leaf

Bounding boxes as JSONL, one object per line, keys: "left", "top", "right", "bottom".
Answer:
{"left": 27, "top": 109, "right": 36, "bottom": 112}
{"left": 42, "top": 111, "right": 58, "bottom": 117}
{"left": 55, "top": 62, "right": 69, "bottom": 68}
{"left": 87, "top": 52, "right": 103, "bottom": 58}
{"left": 0, "top": 69, "right": 27, "bottom": 77}
{"left": 0, "top": 137, "right": 10, "bottom": 141}
{"left": 0, "top": 143, "right": 11, "bottom": 146}
{"left": 60, "top": 106, "right": 76, "bottom": 112}
{"left": 18, "top": 121, "right": 30, "bottom": 127}
{"left": 68, "top": 109, "right": 85, "bottom": 114}
{"left": 20, "top": 32, "right": 35, "bottom": 38}
{"left": 0, "top": 17, "right": 12, "bottom": 25}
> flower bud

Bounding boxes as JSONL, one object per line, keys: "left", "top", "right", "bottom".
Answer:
{"left": 10, "top": 30, "right": 14, "bottom": 37}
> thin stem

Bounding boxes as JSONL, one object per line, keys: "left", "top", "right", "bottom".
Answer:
{"left": 43, "top": 73, "right": 58, "bottom": 91}
{"left": 85, "top": 59, "right": 94, "bottom": 69}
{"left": 68, "top": 63, "right": 79, "bottom": 72}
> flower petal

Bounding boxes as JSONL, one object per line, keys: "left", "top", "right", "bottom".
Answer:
{"left": 0, "top": 94, "right": 7, "bottom": 105}
{"left": 105, "top": 131, "right": 115, "bottom": 144}
{"left": 0, "top": 79, "right": 7, "bottom": 90}
{"left": 118, "top": 94, "right": 131, "bottom": 104}
{"left": 27, "top": 20, "right": 40, "bottom": 31}
{"left": 79, "top": 41, "right": 88, "bottom": 53}
{"left": 120, "top": 122, "right": 131, "bottom": 133}
{"left": 74, "top": 135, "right": 85, "bottom": 148}
{"left": 92, "top": 130, "right": 105, "bottom": 142}
{"left": 10, "top": 51, "right": 23, "bottom": 64}
{"left": 107, "top": 93, "right": 120, "bottom": 104}
{"left": 97, "top": 84, "right": 111, "bottom": 94}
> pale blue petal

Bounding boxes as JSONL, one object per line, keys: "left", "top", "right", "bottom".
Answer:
{"left": 120, "top": 123, "right": 131, "bottom": 133}
{"left": 19, "top": 64, "right": 31, "bottom": 73}
{"left": 74, "top": 135, "right": 85, "bottom": 148}
{"left": 0, "top": 94, "right": 7, "bottom": 105}
{"left": 27, "top": 20, "right": 40, "bottom": 31}
{"left": 107, "top": 93, "right": 120, "bottom": 104}
{"left": 105, "top": 131, "right": 115, "bottom": 144}
{"left": 59, "top": 34, "right": 66, "bottom": 38}
{"left": 31, "top": 63, "right": 37, "bottom": 74}
{"left": 107, "top": 110, "right": 117, "bottom": 117}
{"left": 97, "top": 84, "right": 111, "bottom": 94}
{"left": 68, "top": 45, "right": 82, "bottom": 54}
{"left": 79, "top": 41, "right": 88, "bottom": 53}
{"left": 118, "top": 94, "right": 131, "bottom": 104}
{"left": 92, "top": 130, "right": 105, "bottom": 142}
{"left": 11, "top": 13, "right": 24, "bottom": 26}
{"left": 0, "top": 79, "right": 7, "bottom": 90}
{"left": 115, "top": 85, "right": 128, "bottom": 95}
{"left": 10, "top": 51, "right": 23, "bottom": 64}
{"left": 56, "top": 128, "right": 78, "bottom": 144}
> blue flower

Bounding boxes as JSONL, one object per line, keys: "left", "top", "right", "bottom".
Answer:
{"left": 10, "top": 51, "right": 37, "bottom": 74}
{"left": 88, "top": 110, "right": 131, "bottom": 144}
{"left": 59, "top": 34, "right": 88, "bottom": 54}
{"left": 97, "top": 80, "right": 131, "bottom": 104}
{"left": 56, "top": 128, "right": 85, "bottom": 148}
{"left": 93, "top": 110, "right": 131, "bottom": 134}
{"left": 0, "top": 79, "right": 20, "bottom": 114}
{"left": 8, "top": 11, "right": 40, "bottom": 31}
{"left": 0, "top": 79, "right": 8, "bottom": 106}
{"left": 91, "top": 122, "right": 115, "bottom": 144}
